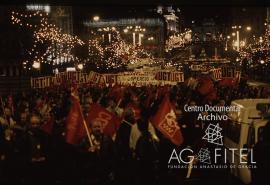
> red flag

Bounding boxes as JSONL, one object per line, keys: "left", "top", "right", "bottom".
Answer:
{"left": 151, "top": 96, "right": 184, "bottom": 146}
{"left": 65, "top": 87, "right": 86, "bottom": 145}
{"left": 86, "top": 104, "right": 121, "bottom": 137}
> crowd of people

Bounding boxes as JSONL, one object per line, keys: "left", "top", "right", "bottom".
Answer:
{"left": 0, "top": 77, "right": 269, "bottom": 185}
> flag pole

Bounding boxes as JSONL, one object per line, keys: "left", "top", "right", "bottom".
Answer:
{"left": 79, "top": 105, "right": 93, "bottom": 147}
{"left": 83, "top": 119, "right": 93, "bottom": 147}
{"left": 186, "top": 156, "right": 194, "bottom": 178}
{"left": 116, "top": 98, "right": 122, "bottom": 108}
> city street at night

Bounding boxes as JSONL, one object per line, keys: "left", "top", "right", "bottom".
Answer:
{"left": 0, "top": 1, "right": 270, "bottom": 185}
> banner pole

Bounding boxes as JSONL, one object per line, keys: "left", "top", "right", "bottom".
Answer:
{"left": 83, "top": 119, "right": 93, "bottom": 147}
{"left": 79, "top": 105, "right": 93, "bottom": 147}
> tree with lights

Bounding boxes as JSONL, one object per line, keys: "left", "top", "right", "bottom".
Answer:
{"left": 165, "top": 29, "right": 192, "bottom": 52}
{"left": 87, "top": 29, "right": 152, "bottom": 73}
{"left": 11, "top": 10, "right": 84, "bottom": 74}
{"left": 240, "top": 24, "right": 270, "bottom": 62}
{"left": 238, "top": 25, "right": 270, "bottom": 82}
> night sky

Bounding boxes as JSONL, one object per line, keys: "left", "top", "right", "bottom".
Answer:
{"left": 72, "top": 6, "right": 264, "bottom": 27}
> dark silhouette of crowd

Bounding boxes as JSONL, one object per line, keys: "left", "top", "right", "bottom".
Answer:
{"left": 0, "top": 79, "right": 268, "bottom": 185}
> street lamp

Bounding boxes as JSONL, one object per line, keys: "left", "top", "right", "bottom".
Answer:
{"left": 130, "top": 26, "right": 146, "bottom": 46}
{"left": 259, "top": 36, "right": 263, "bottom": 43}
{"left": 240, "top": 41, "right": 246, "bottom": 47}
{"left": 236, "top": 30, "right": 240, "bottom": 51}
{"left": 32, "top": 61, "right": 40, "bottom": 69}
{"left": 93, "top": 16, "right": 100, "bottom": 21}
{"left": 225, "top": 36, "right": 231, "bottom": 51}
{"left": 77, "top": 63, "right": 83, "bottom": 70}
{"left": 232, "top": 25, "right": 252, "bottom": 51}
{"left": 138, "top": 33, "right": 144, "bottom": 46}
{"left": 232, "top": 26, "right": 240, "bottom": 51}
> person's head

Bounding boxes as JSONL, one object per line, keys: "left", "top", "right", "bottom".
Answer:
{"left": 83, "top": 103, "right": 91, "bottom": 116}
{"left": 108, "top": 99, "right": 116, "bottom": 108}
{"left": 189, "top": 100, "right": 196, "bottom": 106}
{"left": 123, "top": 108, "right": 135, "bottom": 124}
{"left": 85, "top": 96, "right": 93, "bottom": 105}
{"left": 20, "top": 112, "right": 28, "bottom": 123}
{"left": 25, "top": 107, "right": 30, "bottom": 116}
{"left": 91, "top": 120, "right": 103, "bottom": 137}
{"left": 4, "top": 107, "right": 12, "bottom": 117}
{"left": 219, "top": 100, "right": 226, "bottom": 106}
{"left": 43, "top": 111, "right": 52, "bottom": 122}
{"left": 30, "top": 113, "right": 41, "bottom": 128}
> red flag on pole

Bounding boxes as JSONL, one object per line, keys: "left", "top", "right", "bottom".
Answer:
{"left": 65, "top": 95, "right": 86, "bottom": 145}
{"left": 65, "top": 83, "right": 89, "bottom": 145}
{"left": 150, "top": 95, "right": 184, "bottom": 146}
{"left": 86, "top": 104, "right": 121, "bottom": 137}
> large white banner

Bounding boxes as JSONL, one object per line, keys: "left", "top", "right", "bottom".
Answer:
{"left": 31, "top": 70, "right": 185, "bottom": 88}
